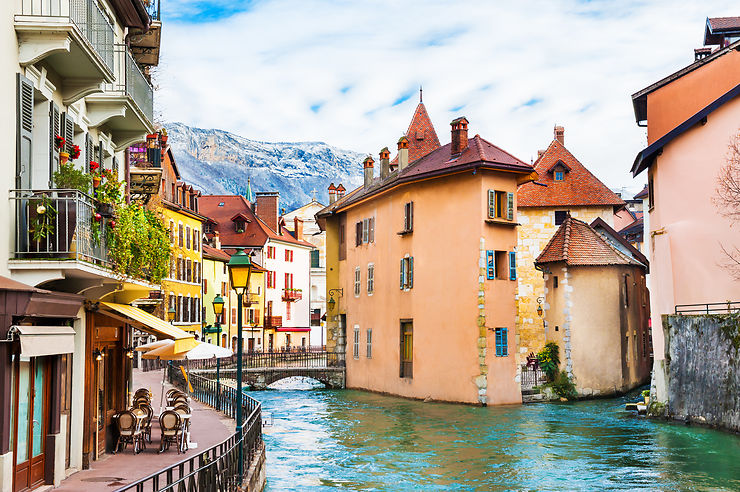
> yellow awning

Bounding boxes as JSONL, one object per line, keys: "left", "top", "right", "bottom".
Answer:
{"left": 100, "top": 302, "right": 197, "bottom": 353}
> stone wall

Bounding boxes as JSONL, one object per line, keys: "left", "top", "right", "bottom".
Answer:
{"left": 515, "top": 206, "right": 613, "bottom": 367}
{"left": 658, "top": 314, "right": 740, "bottom": 432}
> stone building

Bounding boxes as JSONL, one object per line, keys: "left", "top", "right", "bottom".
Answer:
{"left": 535, "top": 217, "right": 651, "bottom": 396}
{"left": 515, "top": 127, "right": 624, "bottom": 368}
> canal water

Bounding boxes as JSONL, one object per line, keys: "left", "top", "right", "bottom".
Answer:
{"left": 256, "top": 381, "right": 740, "bottom": 491}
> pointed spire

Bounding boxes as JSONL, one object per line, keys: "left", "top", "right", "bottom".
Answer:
{"left": 246, "top": 177, "right": 254, "bottom": 202}
{"left": 419, "top": 85, "right": 423, "bottom": 103}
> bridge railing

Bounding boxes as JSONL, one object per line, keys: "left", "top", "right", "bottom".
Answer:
{"left": 184, "top": 350, "right": 345, "bottom": 371}
{"left": 116, "top": 369, "right": 262, "bottom": 492}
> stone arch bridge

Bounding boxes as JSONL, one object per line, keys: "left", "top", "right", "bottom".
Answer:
{"left": 199, "top": 366, "right": 346, "bottom": 390}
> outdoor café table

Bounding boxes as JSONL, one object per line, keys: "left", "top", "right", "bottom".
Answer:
{"left": 176, "top": 412, "right": 191, "bottom": 452}
{"left": 131, "top": 408, "right": 147, "bottom": 433}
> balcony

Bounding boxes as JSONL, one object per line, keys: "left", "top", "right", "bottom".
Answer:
{"left": 129, "top": 0, "right": 161, "bottom": 68}
{"left": 282, "top": 288, "right": 303, "bottom": 302}
{"left": 264, "top": 316, "right": 283, "bottom": 330}
{"left": 243, "top": 292, "right": 260, "bottom": 306}
{"left": 15, "top": 0, "right": 115, "bottom": 104}
{"left": 86, "top": 44, "right": 154, "bottom": 150}
{"left": 9, "top": 189, "right": 152, "bottom": 300}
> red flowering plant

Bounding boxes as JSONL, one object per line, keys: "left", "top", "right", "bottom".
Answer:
{"left": 90, "top": 161, "right": 100, "bottom": 172}
{"left": 54, "top": 135, "right": 66, "bottom": 150}
{"left": 70, "top": 145, "right": 81, "bottom": 160}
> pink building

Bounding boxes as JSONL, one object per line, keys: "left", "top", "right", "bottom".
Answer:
{"left": 630, "top": 22, "right": 740, "bottom": 404}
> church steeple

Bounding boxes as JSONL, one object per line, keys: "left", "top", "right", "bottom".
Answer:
{"left": 391, "top": 91, "right": 441, "bottom": 168}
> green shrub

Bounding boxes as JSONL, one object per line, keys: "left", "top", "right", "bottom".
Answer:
{"left": 549, "top": 370, "right": 577, "bottom": 399}
{"left": 108, "top": 203, "right": 170, "bottom": 283}
{"left": 537, "top": 342, "right": 561, "bottom": 381}
{"left": 53, "top": 164, "right": 91, "bottom": 193}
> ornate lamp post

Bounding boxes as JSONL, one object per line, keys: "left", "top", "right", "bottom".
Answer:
{"left": 212, "top": 293, "right": 225, "bottom": 410}
{"left": 227, "top": 248, "right": 252, "bottom": 484}
{"left": 167, "top": 307, "right": 176, "bottom": 324}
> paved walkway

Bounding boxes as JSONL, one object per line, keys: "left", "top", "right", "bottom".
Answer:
{"left": 55, "top": 368, "right": 234, "bottom": 491}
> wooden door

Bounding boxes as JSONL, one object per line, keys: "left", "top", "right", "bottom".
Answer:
{"left": 13, "top": 357, "right": 48, "bottom": 492}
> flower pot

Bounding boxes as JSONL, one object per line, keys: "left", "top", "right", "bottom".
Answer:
{"left": 97, "top": 202, "right": 115, "bottom": 218}
{"left": 60, "top": 152, "right": 69, "bottom": 165}
{"left": 92, "top": 176, "right": 101, "bottom": 188}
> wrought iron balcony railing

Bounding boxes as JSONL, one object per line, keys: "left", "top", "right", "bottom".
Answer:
{"left": 11, "top": 189, "right": 109, "bottom": 267}
{"left": 264, "top": 316, "right": 282, "bottom": 329}
{"left": 106, "top": 44, "right": 154, "bottom": 123}
{"left": 282, "top": 288, "right": 303, "bottom": 302}
{"left": 17, "top": 0, "right": 115, "bottom": 73}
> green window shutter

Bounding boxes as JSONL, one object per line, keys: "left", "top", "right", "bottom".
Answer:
{"left": 507, "top": 192, "right": 514, "bottom": 220}
{"left": 488, "top": 190, "right": 495, "bottom": 218}
{"left": 62, "top": 112, "right": 74, "bottom": 154}
{"left": 486, "top": 250, "right": 495, "bottom": 280}
{"left": 85, "top": 133, "right": 92, "bottom": 173}
{"left": 49, "top": 102, "right": 60, "bottom": 186}
{"left": 400, "top": 258, "right": 405, "bottom": 289}
{"left": 409, "top": 201, "right": 414, "bottom": 230}
{"left": 17, "top": 74, "right": 34, "bottom": 189}
{"left": 409, "top": 256, "right": 414, "bottom": 288}
{"left": 509, "top": 252, "right": 517, "bottom": 280}
{"left": 112, "top": 156, "right": 119, "bottom": 177}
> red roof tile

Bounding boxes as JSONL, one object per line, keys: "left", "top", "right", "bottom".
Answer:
{"left": 202, "top": 244, "right": 231, "bottom": 262}
{"left": 708, "top": 16, "right": 740, "bottom": 32}
{"left": 536, "top": 217, "right": 642, "bottom": 267}
{"left": 200, "top": 195, "right": 313, "bottom": 249}
{"left": 518, "top": 139, "right": 624, "bottom": 208}
{"left": 391, "top": 102, "right": 441, "bottom": 165}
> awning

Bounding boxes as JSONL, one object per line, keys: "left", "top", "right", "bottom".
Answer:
{"left": 100, "top": 302, "right": 196, "bottom": 353}
{"left": 10, "top": 325, "right": 75, "bottom": 357}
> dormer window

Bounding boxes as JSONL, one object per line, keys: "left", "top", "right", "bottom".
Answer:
{"left": 218, "top": 202, "right": 225, "bottom": 207}
{"left": 235, "top": 220, "right": 245, "bottom": 233}
{"left": 554, "top": 171, "right": 564, "bottom": 181}
{"left": 547, "top": 160, "right": 571, "bottom": 182}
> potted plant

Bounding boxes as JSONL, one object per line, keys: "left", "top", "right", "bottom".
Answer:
{"left": 53, "top": 164, "right": 91, "bottom": 194}
{"left": 69, "top": 144, "right": 81, "bottom": 161}
{"left": 96, "top": 169, "right": 124, "bottom": 217}
{"left": 29, "top": 194, "right": 57, "bottom": 243}
{"left": 641, "top": 389, "right": 650, "bottom": 405}
{"left": 160, "top": 128, "right": 168, "bottom": 145}
{"left": 55, "top": 135, "right": 68, "bottom": 164}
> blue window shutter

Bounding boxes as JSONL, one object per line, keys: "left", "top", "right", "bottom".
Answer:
{"left": 507, "top": 192, "right": 514, "bottom": 220}
{"left": 486, "top": 250, "right": 495, "bottom": 280}
{"left": 409, "top": 257, "right": 414, "bottom": 288}
{"left": 509, "top": 252, "right": 516, "bottom": 280}
{"left": 495, "top": 328, "right": 502, "bottom": 356}
{"left": 400, "top": 258, "right": 404, "bottom": 289}
{"left": 502, "top": 328, "right": 508, "bottom": 356}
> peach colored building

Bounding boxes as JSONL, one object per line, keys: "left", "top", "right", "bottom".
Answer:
{"left": 630, "top": 24, "right": 740, "bottom": 405}
{"left": 535, "top": 217, "right": 651, "bottom": 397}
{"left": 317, "top": 115, "right": 536, "bottom": 405}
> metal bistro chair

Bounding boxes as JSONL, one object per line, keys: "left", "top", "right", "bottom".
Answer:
{"left": 173, "top": 404, "right": 191, "bottom": 452}
{"left": 159, "top": 410, "right": 183, "bottom": 453}
{"left": 171, "top": 396, "right": 189, "bottom": 408}
{"left": 136, "top": 403, "right": 154, "bottom": 443}
{"left": 115, "top": 410, "right": 145, "bottom": 454}
{"left": 134, "top": 388, "right": 150, "bottom": 398}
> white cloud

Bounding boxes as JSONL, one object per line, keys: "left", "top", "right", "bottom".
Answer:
{"left": 155, "top": 0, "right": 738, "bottom": 195}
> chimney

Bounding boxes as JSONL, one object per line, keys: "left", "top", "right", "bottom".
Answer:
{"left": 363, "top": 156, "right": 374, "bottom": 188}
{"left": 398, "top": 136, "right": 409, "bottom": 171}
{"left": 336, "top": 184, "right": 346, "bottom": 199}
{"left": 554, "top": 125, "right": 564, "bottom": 145}
{"left": 379, "top": 147, "right": 390, "bottom": 179}
{"left": 450, "top": 117, "right": 469, "bottom": 155}
{"left": 537, "top": 149, "right": 545, "bottom": 159}
{"left": 213, "top": 230, "right": 221, "bottom": 249}
{"left": 255, "top": 191, "right": 279, "bottom": 232}
{"left": 294, "top": 217, "right": 304, "bottom": 241}
{"left": 328, "top": 183, "right": 336, "bottom": 204}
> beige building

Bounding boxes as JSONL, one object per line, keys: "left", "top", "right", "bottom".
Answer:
{"left": 515, "top": 127, "right": 624, "bottom": 369}
{"left": 535, "top": 217, "right": 651, "bottom": 396}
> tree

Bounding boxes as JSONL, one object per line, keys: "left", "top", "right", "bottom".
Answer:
{"left": 715, "top": 132, "right": 740, "bottom": 279}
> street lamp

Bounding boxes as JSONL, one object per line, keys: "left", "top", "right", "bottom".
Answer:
{"left": 227, "top": 248, "right": 253, "bottom": 484}
{"left": 167, "top": 307, "right": 176, "bottom": 324}
{"left": 212, "top": 293, "right": 225, "bottom": 410}
{"left": 327, "top": 288, "right": 343, "bottom": 312}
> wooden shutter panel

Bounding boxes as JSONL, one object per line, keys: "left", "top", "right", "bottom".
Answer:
{"left": 84, "top": 133, "right": 92, "bottom": 172}
{"left": 409, "top": 257, "right": 414, "bottom": 288}
{"left": 486, "top": 250, "right": 495, "bottom": 280}
{"left": 487, "top": 190, "right": 495, "bottom": 219}
{"left": 49, "top": 102, "right": 60, "bottom": 186}
{"left": 400, "top": 258, "right": 404, "bottom": 289}
{"left": 17, "top": 74, "right": 34, "bottom": 189}
{"left": 503, "top": 328, "right": 508, "bottom": 356}
{"left": 509, "top": 252, "right": 517, "bottom": 280}
{"left": 409, "top": 201, "right": 414, "bottom": 230}
{"left": 356, "top": 222, "right": 362, "bottom": 246}
{"left": 403, "top": 203, "right": 408, "bottom": 231}
{"left": 507, "top": 192, "right": 514, "bottom": 221}
{"left": 369, "top": 217, "right": 375, "bottom": 243}
{"left": 62, "top": 112, "right": 74, "bottom": 154}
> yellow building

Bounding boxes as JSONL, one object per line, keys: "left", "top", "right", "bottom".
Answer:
{"left": 202, "top": 244, "right": 231, "bottom": 346}
{"left": 515, "top": 127, "right": 624, "bottom": 368}
{"left": 225, "top": 265, "right": 266, "bottom": 352}
{"left": 158, "top": 149, "right": 206, "bottom": 334}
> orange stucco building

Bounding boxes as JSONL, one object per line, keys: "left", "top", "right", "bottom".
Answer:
{"left": 317, "top": 110, "right": 536, "bottom": 405}
{"left": 630, "top": 19, "right": 740, "bottom": 405}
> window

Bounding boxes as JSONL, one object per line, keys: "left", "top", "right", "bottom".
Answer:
{"left": 648, "top": 176, "right": 654, "bottom": 210}
{"left": 267, "top": 271, "right": 275, "bottom": 288}
{"left": 267, "top": 246, "right": 275, "bottom": 259}
{"left": 487, "top": 190, "right": 514, "bottom": 220}
{"left": 355, "top": 221, "right": 362, "bottom": 246}
{"left": 624, "top": 275, "right": 630, "bottom": 307}
{"left": 554, "top": 171, "right": 564, "bottom": 181}
{"left": 362, "top": 219, "right": 369, "bottom": 243}
{"left": 310, "top": 249, "right": 320, "bottom": 268}
{"left": 178, "top": 224, "right": 183, "bottom": 247}
{"left": 367, "top": 263, "right": 374, "bottom": 294}
{"left": 553, "top": 276, "right": 559, "bottom": 288}
{"left": 489, "top": 251, "right": 508, "bottom": 280}
{"left": 353, "top": 325, "right": 360, "bottom": 359}
{"left": 203, "top": 278, "right": 208, "bottom": 294}
{"left": 186, "top": 259, "right": 192, "bottom": 282}
{"left": 169, "top": 221, "right": 174, "bottom": 243}
{"left": 369, "top": 217, "right": 375, "bottom": 243}
{"left": 400, "top": 256, "right": 414, "bottom": 290}
{"left": 235, "top": 220, "right": 245, "bottom": 233}
{"left": 400, "top": 321, "right": 413, "bottom": 378}
{"left": 555, "top": 210, "right": 567, "bottom": 225}
{"left": 486, "top": 250, "right": 495, "bottom": 279}
{"left": 285, "top": 249, "right": 294, "bottom": 262}
{"left": 403, "top": 202, "right": 414, "bottom": 232}
{"left": 284, "top": 272, "right": 293, "bottom": 289}
{"left": 495, "top": 328, "right": 508, "bottom": 356}
{"left": 366, "top": 328, "right": 372, "bottom": 358}
{"left": 231, "top": 307, "right": 237, "bottom": 324}
{"left": 194, "top": 230, "right": 199, "bottom": 251}
{"left": 354, "top": 267, "right": 361, "bottom": 296}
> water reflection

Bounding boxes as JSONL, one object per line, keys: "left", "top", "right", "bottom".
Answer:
{"left": 256, "top": 385, "right": 740, "bottom": 491}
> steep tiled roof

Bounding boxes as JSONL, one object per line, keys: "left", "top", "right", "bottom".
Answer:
{"left": 708, "top": 16, "right": 740, "bottom": 31}
{"left": 536, "top": 217, "right": 643, "bottom": 267}
{"left": 518, "top": 139, "right": 624, "bottom": 208}
{"left": 390, "top": 102, "right": 441, "bottom": 165}
{"left": 634, "top": 185, "right": 648, "bottom": 199}
{"left": 202, "top": 244, "right": 231, "bottom": 262}
{"left": 318, "top": 134, "right": 533, "bottom": 216}
{"left": 200, "top": 195, "right": 313, "bottom": 249}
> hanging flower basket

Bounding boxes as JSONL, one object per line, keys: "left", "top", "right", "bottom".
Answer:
{"left": 92, "top": 175, "right": 101, "bottom": 188}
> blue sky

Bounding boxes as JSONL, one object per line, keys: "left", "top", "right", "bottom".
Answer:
{"left": 155, "top": 0, "right": 738, "bottom": 194}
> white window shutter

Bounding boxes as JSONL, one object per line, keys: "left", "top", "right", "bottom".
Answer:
{"left": 507, "top": 192, "right": 514, "bottom": 220}
{"left": 488, "top": 190, "right": 495, "bottom": 219}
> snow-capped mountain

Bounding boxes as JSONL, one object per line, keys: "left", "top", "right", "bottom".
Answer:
{"left": 166, "top": 122, "right": 364, "bottom": 211}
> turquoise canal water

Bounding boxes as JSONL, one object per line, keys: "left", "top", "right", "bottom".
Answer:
{"left": 255, "top": 384, "right": 740, "bottom": 491}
